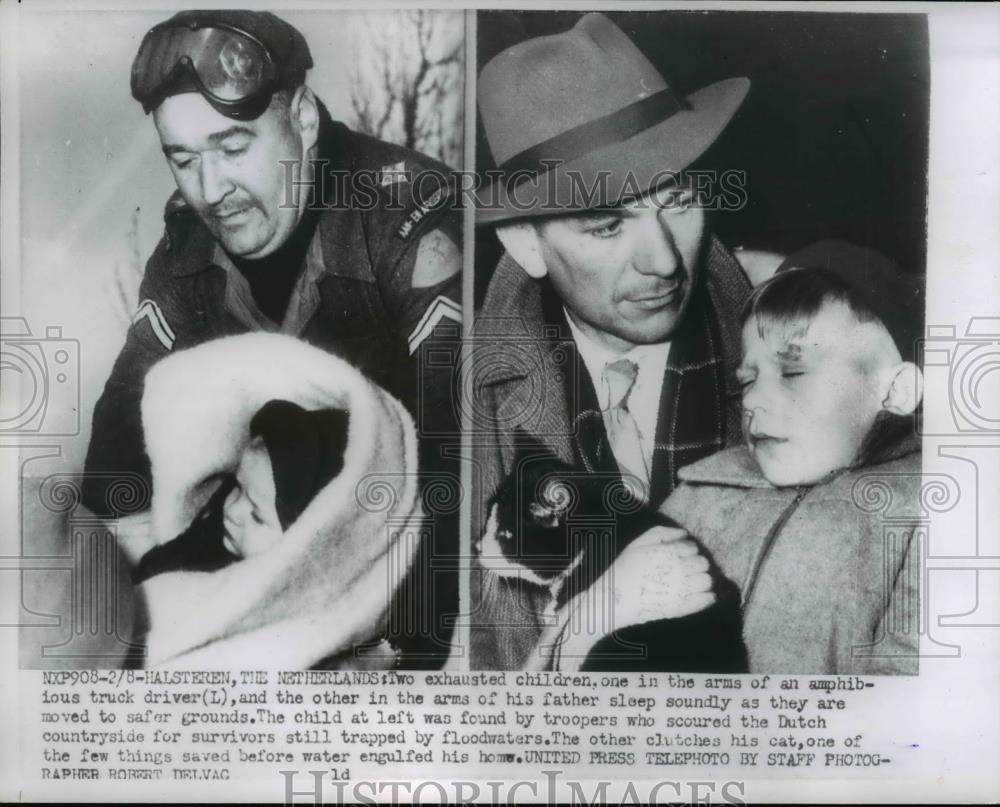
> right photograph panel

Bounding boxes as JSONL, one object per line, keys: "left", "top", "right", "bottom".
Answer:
{"left": 469, "top": 10, "right": 929, "bottom": 673}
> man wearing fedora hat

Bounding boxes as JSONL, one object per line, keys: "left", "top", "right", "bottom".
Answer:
{"left": 470, "top": 13, "right": 778, "bottom": 669}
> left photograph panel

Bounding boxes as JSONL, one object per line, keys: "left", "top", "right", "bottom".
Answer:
{"left": 8, "top": 7, "right": 466, "bottom": 670}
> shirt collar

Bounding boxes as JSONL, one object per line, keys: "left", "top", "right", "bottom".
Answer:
{"left": 563, "top": 308, "right": 671, "bottom": 387}
{"left": 213, "top": 226, "right": 329, "bottom": 334}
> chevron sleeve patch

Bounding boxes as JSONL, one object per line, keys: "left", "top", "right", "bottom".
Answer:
{"left": 407, "top": 295, "right": 461, "bottom": 355}
{"left": 132, "top": 299, "right": 176, "bottom": 351}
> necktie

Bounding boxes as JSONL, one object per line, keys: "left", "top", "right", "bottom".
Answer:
{"left": 601, "top": 358, "right": 649, "bottom": 501}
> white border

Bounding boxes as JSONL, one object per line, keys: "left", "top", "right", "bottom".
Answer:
{"left": 1, "top": 2, "right": 998, "bottom": 803}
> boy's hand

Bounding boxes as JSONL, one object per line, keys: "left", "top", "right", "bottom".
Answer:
{"left": 609, "top": 526, "right": 716, "bottom": 625}
{"left": 531, "top": 526, "right": 717, "bottom": 670}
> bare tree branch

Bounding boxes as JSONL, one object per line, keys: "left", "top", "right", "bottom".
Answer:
{"left": 347, "top": 11, "right": 463, "bottom": 167}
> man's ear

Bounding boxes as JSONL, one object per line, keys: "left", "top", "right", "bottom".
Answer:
{"left": 291, "top": 85, "right": 320, "bottom": 153}
{"left": 882, "top": 362, "right": 924, "bottom": 416}
{"left": 495, "top": 222, "right": 547, "bottom": 278}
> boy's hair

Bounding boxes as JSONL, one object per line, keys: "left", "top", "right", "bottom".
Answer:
{"left": 741, "top": 266, "right": 919, "bottom": 468}
{"left": 742, "top": 266, "right": 884, "bottom": 346}
{"left": 752, "top": 239, "right": 924, "bottom": 362}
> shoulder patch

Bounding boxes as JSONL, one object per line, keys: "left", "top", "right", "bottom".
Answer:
{"left": 411, "top": 229, "right": 461, "bottom": 289}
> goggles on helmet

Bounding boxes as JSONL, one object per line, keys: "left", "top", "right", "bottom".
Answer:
{"left": 131, "top": 19, "right": 280, "bottom": 119}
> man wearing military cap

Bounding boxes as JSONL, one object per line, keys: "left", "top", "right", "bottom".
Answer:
{"left": 471, "top": 13, "right": 780, "bottom": 669}
{"left": 83, "top": 10, "right": 462, "bottom": 664}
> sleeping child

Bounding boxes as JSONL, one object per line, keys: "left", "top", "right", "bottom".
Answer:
{"left": 657, "top": 239, "right": 925, "bottom": 674}
{"left": 133, "top": 399, "right": 349, "bottom": 583}
{"left": 530, "top": 239, "right": 924, "bottom": 674}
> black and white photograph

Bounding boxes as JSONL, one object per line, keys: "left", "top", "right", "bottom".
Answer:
{"left": 471, "top": 10, "right": 929, "bottom": 675}
{"left": 1, "top": 2, "right": 998, "bottom": 804}
{"left": 9, "top": 7, "right": 466, "bottom": 671}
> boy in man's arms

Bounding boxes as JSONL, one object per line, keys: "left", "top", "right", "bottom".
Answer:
{"left": 655, "top": 239, "right": 924, "bottom": 674}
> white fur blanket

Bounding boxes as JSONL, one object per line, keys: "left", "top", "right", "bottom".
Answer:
{"left": 136, "top": 333, "right": 422, "bottom": 669}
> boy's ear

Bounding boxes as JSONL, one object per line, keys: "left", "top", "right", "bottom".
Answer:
{"left": 882, "top": 362, "right": 924, "bottom": 416}
{"left": 496, "top": 223, "right": 547, "bottom": 278}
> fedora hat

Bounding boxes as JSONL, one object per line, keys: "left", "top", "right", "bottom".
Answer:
{"left": 476, "top": 13, "right": 749, "bottom": 224}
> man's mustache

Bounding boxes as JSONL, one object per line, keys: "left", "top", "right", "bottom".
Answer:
{"left": 206, "top": 199, "right": 257, "bottom": 219}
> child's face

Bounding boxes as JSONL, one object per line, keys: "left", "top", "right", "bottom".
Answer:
{"left": 737, "top": 301, "right": 894, "bottom": 487}
{"left": 222, "top": 444, "right": 283, "bottom": 558}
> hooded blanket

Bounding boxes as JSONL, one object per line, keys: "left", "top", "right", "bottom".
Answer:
{"left": 135, "top": 333, "right": 422, "bottom": 669}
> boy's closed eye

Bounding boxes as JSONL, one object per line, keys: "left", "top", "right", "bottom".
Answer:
{"left": 735, "top": 365, "right": 756, "bottom": 391}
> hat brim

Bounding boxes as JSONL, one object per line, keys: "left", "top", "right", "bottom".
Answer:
{"left": 476, "top": 77, "right": 750, "bottom": 225}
